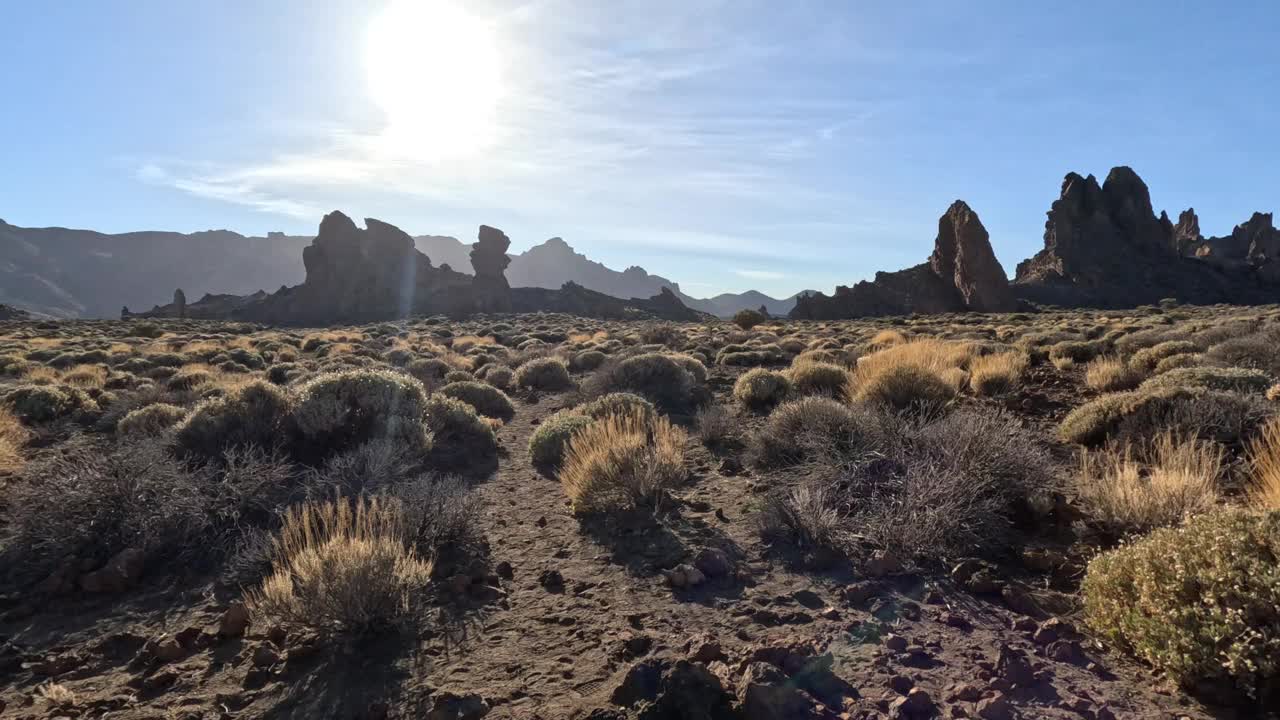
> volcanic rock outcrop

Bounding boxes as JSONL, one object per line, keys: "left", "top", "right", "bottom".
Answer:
{"left": 791, "top": 201, "right": 1017, "bottom": 319}
{"left": 470, "top": 225, "right": 513, "bottom": 313}
{"left": 1013, "top": 167, "right": 1279, "bottom": 307}
{"left": 129, "top": 212, "right": 708, "bottom": 324}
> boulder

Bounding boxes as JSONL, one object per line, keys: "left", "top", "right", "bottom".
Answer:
{"left": 929, "top": 201, "right": 1017, "bottom": 312}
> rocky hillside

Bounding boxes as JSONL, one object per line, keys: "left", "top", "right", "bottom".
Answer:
{"left": 1, "top": 220, "right": 792, "bottom": 320}
{"left": 0, "top": 220, "right": 310, "bottom": 318}
{"left": 131, "top": 213, "right": 711, "bottom": 324}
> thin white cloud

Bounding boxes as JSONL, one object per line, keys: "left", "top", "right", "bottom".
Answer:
{"left": 733, "top": 268, "right": 787, "bottom": 280}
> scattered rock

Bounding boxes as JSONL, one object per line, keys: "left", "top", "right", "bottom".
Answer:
{"left": 538, "top": 569, "right": 565, "bottom": 592}
{"left": 883, "top": 634, "right": 908, "bottom": 652}
{"left": 976, "top": 693, "right": 1014, "bottom": 720}
{"left": 739, "top": 662, "right": 822, "bottom": 720}
{"left": 1001, "top": 584, "right": 1046, "bottom": 619}
{"left": 218, "top": 603, "right": 250, "bottom": 637}
{"left": 665, "top": 564, "right": 706, "bottom": 589}
{"left": 888, "top": 687, "right": 936, "bottom": 719}
{"left": 427, "top": 691, "right": 490, "bottom": 720}
{"left": 693, "top": 548, "right": 733, "bottom": 579}
{"left": 251, "top": 644, "right": 280, "bottom": 668}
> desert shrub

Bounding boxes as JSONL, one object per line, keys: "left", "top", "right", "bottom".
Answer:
{"left": 1059, "top": 387, "right": 1271, "bottom": 447}
{"left": 794, "top": 349, "right": 848, "bottom": 367}
{"left": 128, "top": 322, "right": 165, "bottom": 338}
{"left": 668, "top": 353, "right": 708, "bottom": 383}
{"left": 1140, "top": 366, "right": 1272, "bottom": 395}
{"left": 1, "top": 439, "right": 210, "bottom": 585}
{"left": 479, "top": 365, "right": 513, "bottom": 390}
{"left": 1207, "top": 326, "right": 1280, "bottom": 376}
{"left": 1130, "top": 340, "right": 1198, "bottom": 371}
{"left": 756, "top": 483, "right": 846, "bottom": 553}
{"left": 266, "top": 362, "right": 302, "bottom": 385}
{"left": 694, "top": 404, "right": 736, "bottom": 446}
{"left": 968, "top": 351, "right": 1028, "bottom": 396}
{"left": 407, "top": 357, "right": 450, "bottom": 384}
{"left": 716, "top": 344, "right": 786, "bottom": 367}
{"left": 750, "top": 397, "right": 885, "bottom": 468}
{"left": 388, "top": 474, "right": 485, "bottom": 567}
{"left": 639, "top": 324, "right": 683, "bottom": 347}
{"left": 2, "top": 384, "right": 95, "bottom": 423}
{"left": 291, "top": 370, "right": 432, "bottom": 456}
{"left": 832, "top": 408, "right": 1052, "bottom": 559}
{"left": 175, "top": 380, "right": 294, "bottom": 460}
{"left": 167, "top": 366, "right": 215, "bottom": 391}
{"left": 585, "top": 353, "right": 704, "bottom": 414}
{"left": 733, "top": 368, "right": 791, "bottom": 411}
{"left": 560, "top": 410, "right": 686, "bottom": 513}
{"left": 1152, "top": 352, "right": 1204, "bottom": 375}
{"left": 1048, "top": 339, "right": 1104, "bottom": 363}
{"left": 61, "top": 364, "right": 106, "bottom": 388}
{"left": 513, "top": 357, "right": 573, "bottom": 391}
{"left": 439, "top": 381, "right": 515, "bottom": 421}
{"left": 577, "top": 392, "right": 657, "bottom": 423}
{"left": 732, "top": 309, "right": 766, "bottom": 330}
{"left": 424, "top": 395, "right": 497, "bottom": 471}
{"left": 117, "top": 403, "right": 187, "bottom": 438}
{"left": 444, "top": 370, "right": 474, "bottom": 384}
{"left": 0, "top": 406, "right": 28, "bottom": 475}
{"left": 303, "top": 439, "right": 417, "bottom": 498}
{"left": 1247, "top": 418, "right": 1280, "bottom": 511}
{"left": 1084, "top": 356, "right": 1145, "bottom": 392}
{"left": 528, "top": 411, "right": 594, "bottom": 468}
{"left": 1082, "top": 510, "right": 1280, "bottom": 701}
{"left": 571, "top": 350, "right": 606, "bottom": 371}
{"left": 246, "top": 496, "right": 431, "bottom": 635}
{"left": 850, "top": 364, "right": 955, "bottom": 414}
{"left": 1075, "top": 432, "right": 1221, "bottom": 535}
{"left": 788, "top": 361, "right": 849, "bottom": 397}
{"left": 868, "top": 329, "right": 908, "bottom": 348}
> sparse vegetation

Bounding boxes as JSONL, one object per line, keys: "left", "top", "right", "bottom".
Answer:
{"left": 1083, "top": 509, "right": 1280, "bottom": 700}
{"left": 733, "top": 368, "right": 790, "bottom": 411}
{"left": 560, "top": 409, "right": 686, "bottom": 512}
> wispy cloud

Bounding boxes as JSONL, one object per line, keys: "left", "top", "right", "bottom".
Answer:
{"left": 136, "top": 164, "right": 320, "bottom": 219}
{"left": 733, "top": 268, "right": 786, "bottom": 280}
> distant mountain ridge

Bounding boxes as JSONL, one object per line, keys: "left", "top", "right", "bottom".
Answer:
{"left": 0, "top": 218, "right": 799, "bottom": 319}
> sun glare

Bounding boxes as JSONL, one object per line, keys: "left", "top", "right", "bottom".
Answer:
{"left": 365, "top": 1, "right": 502, "bottom": 159}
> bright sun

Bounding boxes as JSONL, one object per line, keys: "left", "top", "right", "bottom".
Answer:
{"left": 365, "top": 1, "right": 502, "bottom": 159}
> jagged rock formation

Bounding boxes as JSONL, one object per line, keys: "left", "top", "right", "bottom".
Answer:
{"left": 173, "top": 289, "right": 186, "bottom": 319}
{"left": 470, "top": 225, "right": 513, "bottom": 313}
{"left": 1189, "top": 212, "right": 1280, "bottom": 280}
{"left": 1014, "top": 167, "right": 1279, "bottom": 307}
{"left": 792, "top": 201, "right": 1016, "bottom": 319}
{"left": 130, "top": 212, "right": 709, "bottom": 324}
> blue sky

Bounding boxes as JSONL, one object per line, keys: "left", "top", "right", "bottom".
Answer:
{"left": 3, "top": 1, "right": 1278, "bottom": 299}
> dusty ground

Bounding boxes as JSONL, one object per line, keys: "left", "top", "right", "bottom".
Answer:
{"left": 0, "top": 309, "right": 1275, "bottom": 719}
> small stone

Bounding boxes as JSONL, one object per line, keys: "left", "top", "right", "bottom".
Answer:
{"left": 252, "top": 644, "right": 280, "bottom": 668}
{"left": 976, "top": 693, "right": 1014, "bottom": 720}
{"left": 942, "top": 612, "right": 972, "bottom": 630}
{"left": 948, "top": 683, "right": 983, "bottom": 702}
{"left": 426, "top": 691, "right": 490, "bottom": 720}
{"left": 495, "top": 561, "right": 514, "bottom": 580}
{"left": 688, "top": 636, "right": 725, "bottom": 663}
{"left": 865, "top": 550, "right": 901, "bottom": 577}
{"left": 819, "top": 607, "right": 841, "bottom": 621}
{"left": 842, "top": 582, "right": 877, "bottom": 606}
{"left": 693, "top": 548, "right": 733, "bottom": 579}
{"left": 149, "top": 637, "right": 185, "bottom": 663}
{"left": 1001, "top": 584, "right": 1045, "bottom": 619}
{"left": 883, "top": 633, "right": 908, "bottom": 652}
{"left": 665, "top": 564, "right": 706, "bottom": 589}
{"left": 791, "top": 589, "right": 824, "bottom": 609}
{"left": 889, "top": 687, "right": 935, "bottom": 718}
{"left": 538, "top": 569, "right": 565, "bottom": 591}
{"left": 889, "top": 674, "right": 914, "bottom": 694}
{"left": 218, "top": 603, "right": 250, "bottom": 637}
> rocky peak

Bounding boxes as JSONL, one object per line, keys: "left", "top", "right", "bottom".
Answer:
{"left": 929, "top": 200, "right": 1017, "bottom": 312}
{"left": 1173, "top": 208, "right": 1201, "bottom": 254}
{"left": 470, "top": 225, "right": 513, "bottom": 312}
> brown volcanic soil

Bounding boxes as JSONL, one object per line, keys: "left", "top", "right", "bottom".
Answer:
{"left": 0, "top": 310, "right": 1273, "bottom": 719}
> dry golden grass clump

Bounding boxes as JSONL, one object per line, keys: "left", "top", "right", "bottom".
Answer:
{"left": 0, "top": 405, "right": 28, "bottom": 475}
{"left": 512, "top": 356, "right": 573, "bottom": 391}
{"left": 1058, "top": 385, "right": 1269, "bottom": 447}
{"left": 1074, "top": 431, "right": 1221, "bottom": 534}
{"left": 1084, "top": 356, "right": 1145, "bottom": 392}
{"left": 733, "top": 368, "right": 790, "bottom": 411}
{"left": 1082, "top": 509, "right": 1280, "bottom": 700}
{"left": 787, "top": 360, "right": 849, "bottom": 397}
{"left": 968, "top": 350, "right": 1028, "bottom": 396}
{"left": 117, "top": 402, "right": 188, "bottom": 438}
{"left": 850, "top": 363, "right": 955, "bottom": 413}
{"left": 247, "top": 496, "right": 431, "bottom": 635}
{"left": 560, "top": 409, "right": 686, "bottom": 512}
{"left": 1247, "top": 417, "right": 1280, "bottom": 511}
